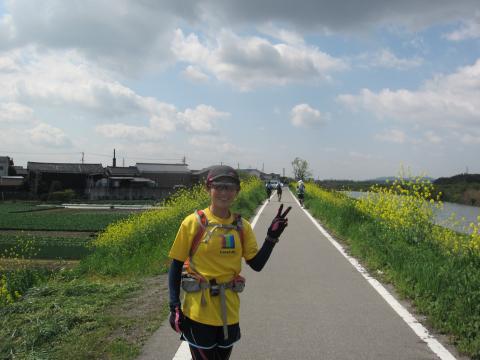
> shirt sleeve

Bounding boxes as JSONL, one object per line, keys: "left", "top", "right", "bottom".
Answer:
{"left": 241, "top": 219, "right": 258, "bottom": 261}
{"left": 168, "top": 215, "right": 197, "bottom": 262}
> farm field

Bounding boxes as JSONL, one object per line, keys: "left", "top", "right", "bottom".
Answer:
{"left": 0, "top": 201, "right": 148, "bottom": 263}
{"left": 0, "top": 202, "right": 138, "bottom": 231}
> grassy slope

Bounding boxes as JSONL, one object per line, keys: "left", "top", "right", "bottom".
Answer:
{"left": 297, "top": 184, "right": 480, "bottom": 359}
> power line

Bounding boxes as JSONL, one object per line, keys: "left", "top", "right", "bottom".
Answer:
{"left": 0, "top": 150, "right": 81, "bottom": 156}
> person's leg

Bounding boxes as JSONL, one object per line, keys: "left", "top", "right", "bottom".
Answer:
{"left": 214, "top": 346, "right": 233, "bottom": 359}
{"left": 189, "top": 345, "right": 215, "bottom": 360}
{"left": 181, "top": 317, "right": 217, "bottom": 359}
{"left": 188, "top": 345, "right": 233, "bottom": 360}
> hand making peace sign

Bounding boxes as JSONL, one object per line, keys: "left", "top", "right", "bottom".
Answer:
{"left": 267, "top": 204, "right": 292, "bottom": 239}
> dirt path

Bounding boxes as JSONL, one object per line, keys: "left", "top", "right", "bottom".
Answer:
{"left": 106, "top": 274, "right": 170, "bottom": 354}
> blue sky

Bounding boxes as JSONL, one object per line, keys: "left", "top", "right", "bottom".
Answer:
{"left": 1, "top": 1, "right": 479, "bottom": 180}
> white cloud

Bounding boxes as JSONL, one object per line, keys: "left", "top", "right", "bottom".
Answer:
{"left": 196, "top": 0, "right": 479, "bottom": 33}
{"left": 424, "top": 131, "right": 442, "bottom": 144}
{"left": 189, "top": 135, "right": 240, "bottom": 154}
{"left": 0, "top": 0, "right": 191, "bottom": 74}
{"left": 183, "top": 65, "right": 210, "bottom": 82}
{"left": 0, "top": 47, "right": 229, "bottom": 141}
{"left": 95, "top": 123, "right": 162, "bottom": 141}
{"left": 359, "top": 49, "right": 423, "bottom": 70}
{"left": 460, "top": 133, "right": 480, "bottom": 144}
{"left": 257, "top": 23, "right": 306, "bottom": 45}
{"left": 375, "top": 129, "right": 407, "bottom": 143}
{"left": 172, "top": 29, "right": 347, "bottom": 90}
{"left": 349, "top": 151, "right": 376, "bottom": 160}
{"left": 28, "top": 123, "right": 71, "bottom": 148}
{"left": 338, "top": 59, "right": 480, "bottom": 132}
{"left": 290, "top": 104, "right": 327, "bottom": 127}
{"left": 0, "top": 102, "right": 34, "bottom": 123}
{"left": 445, "top": 13, "right": 480, "bottom": 41}
{"left": 180, "top": 105, "right": 230, "bottom": 133}
{"left": 95, "top": 104, "right": 229, "bottom": 141}
{"left": 0, "top": 47, "right": 142, "bottom": 116}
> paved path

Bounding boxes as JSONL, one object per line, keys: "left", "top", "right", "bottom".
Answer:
{"left": 137, "top": 189, "right": 466, "bottom": 360}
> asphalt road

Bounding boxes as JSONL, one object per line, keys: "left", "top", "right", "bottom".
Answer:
{"left": 137, "top": 189, "right": 465, "bottom": 360}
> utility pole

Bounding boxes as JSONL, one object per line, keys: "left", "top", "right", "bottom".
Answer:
{"left": 262, "top": 163, "right": 264, "bottom": 172}
{"left": 283, "top": 168, "right": 285, "bottom": 177}
{"left": 113, "top": 149, "right": 117, "bottom": 167}
{"left": 122, "top": 158, "right": 125, "bottom": 167}
{"left": 81, "top": 152, "right": 84, "bottom": 164}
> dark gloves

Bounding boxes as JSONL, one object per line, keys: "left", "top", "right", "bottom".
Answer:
{"left": 169, "top": 305, "right": 184, "bottom": 333}
{"left": 267, "top": 204, "right": 292, "bottom": 239}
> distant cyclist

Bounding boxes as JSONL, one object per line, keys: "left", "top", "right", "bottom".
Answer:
{"left": 297, "top": 180, "right": 305, "bottom": 207}
{"left": 276, "top": 182, "right": 282, "bottom": 201}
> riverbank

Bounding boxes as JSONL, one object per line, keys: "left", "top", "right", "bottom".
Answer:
{"left": 318, "top": 175, "right": 480, "bottom": 207}
{"left": 301, "top": 182, "right": 480, "bottom": 359}
{"left": 347, "top": 191, "right": 480, "bottom": 234}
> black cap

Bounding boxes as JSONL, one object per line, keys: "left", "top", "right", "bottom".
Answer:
{"left": 206, "top": 165, "right": 240, "bottom": 185}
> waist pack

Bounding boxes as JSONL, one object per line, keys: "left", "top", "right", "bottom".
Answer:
{"left": 181, "top": 274, "right": 245, "bottom": 293}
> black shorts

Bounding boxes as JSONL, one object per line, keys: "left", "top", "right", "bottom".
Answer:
{"left": 181, "top": 317, "right": 241, "bottom": 349}
{"left": 298, "top": 193, "right": 304, "bottom": 200}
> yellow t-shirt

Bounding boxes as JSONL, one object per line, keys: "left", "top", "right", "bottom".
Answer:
{"left": 169, "top": 207, "right": 258, "bottom": 326}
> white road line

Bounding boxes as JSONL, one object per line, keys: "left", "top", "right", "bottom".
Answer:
{"left": 171, "top": 197, "right": 270, "bottom": 359}
{"left": 290, "top": 189, "right": 457, "bottom": 360}
{"left": 172, "top": 342, "right": 190, "bottom": 359}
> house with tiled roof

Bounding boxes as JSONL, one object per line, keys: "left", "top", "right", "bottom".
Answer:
{"left": 27, "top": 162, "right": 104, "bottom": 196}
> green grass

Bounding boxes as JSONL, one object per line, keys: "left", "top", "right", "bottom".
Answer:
{"left": 0, "top": 233, "right": 93, "bottom": 260}
{"left": 300, "top": 184, "right": 480, "bottom": 359}
{"left": 0, "top": 273, "right": 141, "bottom": 359}
{"left": 0, "top": 202, "right": 136, "bottom": 231}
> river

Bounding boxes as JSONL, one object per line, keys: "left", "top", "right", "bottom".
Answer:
{"left": 346, "top": 191, "right": 480, "bottom": 234}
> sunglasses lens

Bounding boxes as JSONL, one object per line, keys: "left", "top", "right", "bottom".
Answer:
{"left": 212, "top": 183, "right": 237, "bottom": 191}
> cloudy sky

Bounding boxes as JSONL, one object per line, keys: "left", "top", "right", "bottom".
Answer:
{"left": 1, "top": 0, "right": 479, "bottom": 180}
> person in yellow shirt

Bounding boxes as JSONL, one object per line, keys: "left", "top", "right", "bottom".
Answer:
{"left": 168, "top": 165, "right": 291, "bottom": 360}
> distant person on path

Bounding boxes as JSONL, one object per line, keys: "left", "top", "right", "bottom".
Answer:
{"left": 276, "top": 182, "right": 283, "bottom": 201}
{"left": 265, "top": 181, "right": 272, "bottom": 201}
{"left": 168, "top": 165, "right": 292, "bottom": 360}
{"left": 297, "top": 179, "right": 305, "bottom": 207}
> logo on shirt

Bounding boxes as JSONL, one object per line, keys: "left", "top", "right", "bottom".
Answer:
{"left": 221, "top": 234, "right": 235, "bottom": 249}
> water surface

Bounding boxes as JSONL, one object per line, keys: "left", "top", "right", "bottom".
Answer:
{"left": 346, "top": 191, "right": 480, "bottom": 234}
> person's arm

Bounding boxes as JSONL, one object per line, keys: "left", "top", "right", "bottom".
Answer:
{"left": 246, "top": 237, "right": 277, "bottom": 271}
{"left": 168, "top": 259, "right": 183, "bottom": 310}
{"left": 168, "top": 259, "right": 185, "bottom": 333}
{"left": 246, "top": 204, "right": 292, "bottom": 272}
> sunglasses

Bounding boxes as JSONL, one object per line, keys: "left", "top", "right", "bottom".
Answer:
{"left": 210, "top": 182, "right": 239, "bottom": 191}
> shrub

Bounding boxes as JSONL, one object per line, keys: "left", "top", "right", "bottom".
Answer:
{"left": 48, "top": 189, "right": 75, "bottom": 202}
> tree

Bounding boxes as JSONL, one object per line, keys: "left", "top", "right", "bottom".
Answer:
{"left": 291, "top": 157, "right": 312, "bottom": 181}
